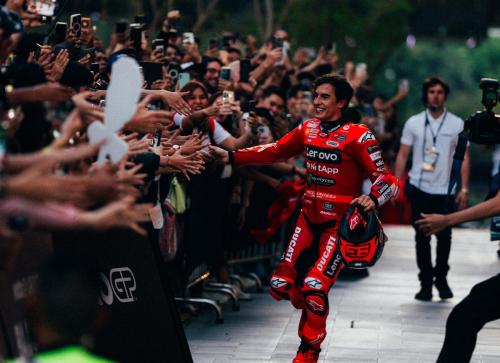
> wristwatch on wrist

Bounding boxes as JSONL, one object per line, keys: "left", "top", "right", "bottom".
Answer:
{"left": 172, "top": 144, "right": 180, "bottom": 151}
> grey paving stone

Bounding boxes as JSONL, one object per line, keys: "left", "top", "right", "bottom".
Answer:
{"left": 186, "top": 226, "right": 500, "bottom": 362}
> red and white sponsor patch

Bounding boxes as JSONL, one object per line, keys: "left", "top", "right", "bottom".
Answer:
{"left": 357, "top": 131, "right": 375, "bottom": 143}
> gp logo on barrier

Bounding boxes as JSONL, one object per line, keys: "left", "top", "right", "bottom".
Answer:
{"left": 98, "top": 267, "right": 137, "bottom": 305}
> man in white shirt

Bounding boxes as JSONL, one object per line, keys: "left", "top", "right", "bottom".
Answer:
{"left": 395, "top": 77, "right": 470, "bottom": 301}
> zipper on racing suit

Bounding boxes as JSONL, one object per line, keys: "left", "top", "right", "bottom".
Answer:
{"left": 314, "top": 120, "right": 345, "bottom": 221}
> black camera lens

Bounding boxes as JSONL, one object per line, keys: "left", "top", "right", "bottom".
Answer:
{"left": 169, "top": 69, "right": 179, "bottom": 79}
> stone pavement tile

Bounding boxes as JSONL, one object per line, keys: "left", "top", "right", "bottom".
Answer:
{"left": 214, "top": 359, "right": 270, "bottom": 363}
{"left": 191, "top": 355, "right": 216, "bottom": 363}
{"left": 378, "top": 359, "right": 434, "bottom": 363}
{"left": 231, "top": 351, "right": 273, "bottom": 360}
{"left": 189, "top": 340, "right": 239, "bottom": 348}
{"left": 377, "top": 349, "right": 437, "bottom": 362}
{"left": 236, "top": 342, "right": 281, "bottom": 349}
{"left": 479, "top": 356, "right": 500, "bottom": 363}
{"left": 186, "top": 226, "right": 500, "bottom": 362}
{"left": 325, "top": 359, "right": 377, "bottom": 363}
{"left": 475, "top": 344, "right": 500, "bottom": 355}
{"left": 192, "top": 354, "right": 225, "bottom": 362}
{"left": 324, "top": 347, "right": 378, "bottom": 360}
{"left": 191, "top": 346, "right": 236, "bottom": 355}
{"left": 270, "top": 352, "right": 296, "bottom": 361}
{"left": 402, "top": 325, "right": 445, "bottom": 335}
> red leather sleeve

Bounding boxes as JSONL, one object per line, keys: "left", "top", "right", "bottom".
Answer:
{"left": 233, "top": 124, "right": 305, "bottom": 165}
{"left": 348, "top": 127, "right": 400, "bottom": 207}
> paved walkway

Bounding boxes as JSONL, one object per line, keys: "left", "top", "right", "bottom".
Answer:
{"left": 184, "top": 226, "right": 500, "bottom": 363}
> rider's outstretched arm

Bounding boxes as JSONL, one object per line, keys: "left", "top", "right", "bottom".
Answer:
{"left": 231, "top": 125, "right": 305, "bottom": 166}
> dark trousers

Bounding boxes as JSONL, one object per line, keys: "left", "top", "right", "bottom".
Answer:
{"left": 437, "top": 273, "right": 500, "bottom": 362}
{"left": 407, "top": 185, "right": 454, "bottom": 284}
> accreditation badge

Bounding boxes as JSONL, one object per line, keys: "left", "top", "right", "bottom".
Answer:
{"left": 421, "top": 146, "right": 439, "bottom": 172}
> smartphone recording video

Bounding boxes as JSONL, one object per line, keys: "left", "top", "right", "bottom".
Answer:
{"left": 90, "top": 62, "right": 100, "bottom": 75}
{"left": 221, "top": 90, "right": 235, "bottom": 115}
{"left": 248, "top": 100, "right": 256, "bottom": 113}
{"left": 272, "top": 36, "right": 284, "bottom": 49}
{"left": 139, "top": 62, "right": 163, "bottom": 87}
{"left": 178, "top": 73, "right": 190, "bottom": 89}
{"left": 134, "top": 14, "right": 147, "bottom": 26}
{"left": 130, "top": 23, "right": 142, "bottom": 52}
{"left": 81, "top": 17, "right": 92, "bottom": 33}
{"left": 53, "top": 22, "right": 67, "bottom": 44}
{"left": 152, "top": 39, "right": 165, "bottom": 56}
{"left": 26, "top": 0, "right": 57, "bottom": 21}
{"left": 70, "top": 14, "right": 82, "bottom": 39}
{"left": 167, "top": 62, "right": 180, "bottom": 84}
{"left": 220, "top": 67, "right": 231, "bottom": 81}
{"left": 399, "top": 79, "right": 409, "bottom": 93}
{"left": 182, "top": 32, "right": 195, "bottom": 46}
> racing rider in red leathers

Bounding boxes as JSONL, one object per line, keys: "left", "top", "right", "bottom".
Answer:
{"left": 212, "top": 74, "right": 399, "bottom": 363}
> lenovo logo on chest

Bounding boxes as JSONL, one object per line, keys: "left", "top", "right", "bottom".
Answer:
{"left": 305, "top": 146, "right": 342, "bottom": 164}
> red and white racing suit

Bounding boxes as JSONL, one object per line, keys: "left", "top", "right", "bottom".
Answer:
{"left": 231, "top": 118, "right": 399, "bottom": 349}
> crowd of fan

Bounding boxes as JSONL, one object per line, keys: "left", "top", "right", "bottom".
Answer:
{"left": 0, "top": 6, "right": 410, "bottom": 292}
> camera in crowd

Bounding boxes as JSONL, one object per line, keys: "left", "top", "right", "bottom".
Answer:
{"left": 464, "top": 78, "right": 500, "bottom": 145}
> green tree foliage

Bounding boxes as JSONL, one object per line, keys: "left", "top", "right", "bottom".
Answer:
{"left": 375, "top": 38, "right": 500, "bottom": 123}
{"left": 285, "top": 0, "right": 412, "bottom": 72}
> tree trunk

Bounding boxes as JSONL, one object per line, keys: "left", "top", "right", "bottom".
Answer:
{"left": 264, "top": 0, "right": 274, "bottom": 39}
{"left": 148, "top": 0, "right": 166, "bottom": 33}
{"left": 276, "top": 0, "right": 293, "bottom": 30}
{"left": 192, "top": 0, "right": 220, "bottom": 33}
{"left": 253, "top": 0, "right": 264, "bottom": 40}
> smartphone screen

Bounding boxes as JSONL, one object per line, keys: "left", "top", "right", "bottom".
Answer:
{"left": 178, "top": 73, "right": 190, "bottom": 89}
{"left": 70, "top": 14, "right": 82, "bottom": 38}
{"left": 249, "top": 100, "right": 256, "bottom": 112}
{"left": 54, "top": 22, "right": 67, "bottom": 44}
{"left": 27, "top": 0, "right": 57, "bottom": 17}
{"left": 220, "top": 67, "right": 231, "bottom": 81}
{"left": 130, "top": 24, "right": 142, "bottom": 51}
{"left": 222, "top": 90, "right": 234, "bottom": 103}
{"left": 399, "top": 79, "right": 409, "bottom": 93}
{"left": 239, "top": 59, "right": 250, "bottom": 83}
{"left": 140, "top": 61, "right": 163, "bottom": 86}
{"left": 167, "top": 62, "right": 180, "bottom": 84}
{"left": 90, "top": 63, "right": 100, "bottom": 75}
{"left": 82, "top": 17, "right": 91, "bottom": 32}
{"left": 272, "top": 36, "right": 284, "bottom": 49}
{"left": 152, "top": 39, "right": 165, "bottom": 56}
{"left": 182, "top": 32, "right": 195, "bottom": 46}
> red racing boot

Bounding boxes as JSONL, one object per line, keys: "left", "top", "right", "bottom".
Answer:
{"left": 292, "top": 341, "right": 321, "bottom": 363}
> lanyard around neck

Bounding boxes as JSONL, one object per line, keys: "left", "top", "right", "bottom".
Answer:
{"left": 425, "top": 110, "right": 447, "bottom": 146}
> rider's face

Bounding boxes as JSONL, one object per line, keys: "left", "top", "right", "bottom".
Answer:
{"left": 313, "top": 84, "right": 346, "bottom": 121}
